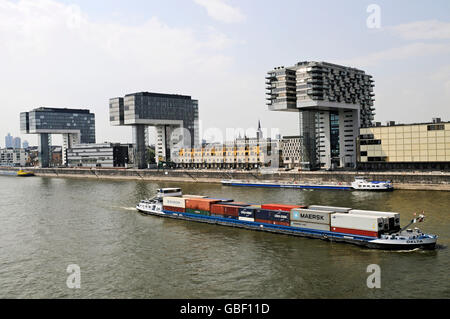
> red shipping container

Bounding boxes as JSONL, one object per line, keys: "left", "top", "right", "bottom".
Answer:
{"left": 210, "top": 204, "right": 242, "bottom": 216}
{"left": 261, "top": 204, "right": 306, "bottom": 212}
{"left": 163, "top": 206, "right": 185, "bottom": 213}
{"left": 272, "top": 221, "right": 290, "bottom": 226}
{"left": 254, "top": 219, "right": 271, "bottom": 224}
{"left": 211, "top": 204, "right": 225, "bottom": 215}
{"left": 223, "top": 205, "right": 240, "bottom": 217}
{"left": 331, "top": 227, "right": 379, "bottom": 238}
{"left": 185, "top": 199, "right": 220, "bottom": 211}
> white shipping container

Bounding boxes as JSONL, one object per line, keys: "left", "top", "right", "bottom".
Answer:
{"left": 349, "top": 210, "right": 400, "bottom": 227}
{"left": 331, "top": 213, "right": 384, "bottom": 231}
{"left": 348, "top": 213, "right": 389, "bottom": 231}
{"left": 182, "top": 195, "right": 208, "bottom": 199}
{"left": 308, "top": 205, "right": 352, "bottom": 213}
{"left": 239, "top": 217, "right": 255, "bottom": 222}
{"left": 291, "top": 208, "right": 335, "bottom": 225}
{"left": 163, "top": 197, "right": 186, "bottom": 208}
{"left": 290, "top": 221, "right": 330, "bottom": 231}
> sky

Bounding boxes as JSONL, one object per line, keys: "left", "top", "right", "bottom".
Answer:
{"left": 1, "top": 0, "right": 449, "bottom": 146}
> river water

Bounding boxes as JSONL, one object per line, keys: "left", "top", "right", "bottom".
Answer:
{"left": 0, "top": 175, "right": 448, "bottom": 299}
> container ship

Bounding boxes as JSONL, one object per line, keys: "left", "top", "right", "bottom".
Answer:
{"left": 136, "top": 188, "right": 437, "bottom": 250}
{"left": 221, "top": 177, "right": 394, "bottom": 191}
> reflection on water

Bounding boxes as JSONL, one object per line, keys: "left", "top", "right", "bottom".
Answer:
{"left": 0, "top": 176, "right": 448, "bottom": 299}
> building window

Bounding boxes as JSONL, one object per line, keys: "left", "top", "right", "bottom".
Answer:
{"left": 330, "top": 111, "right": 340, "bottom": 158}
{"left": 427, "top": 124, "right": 444, "bottom": 131}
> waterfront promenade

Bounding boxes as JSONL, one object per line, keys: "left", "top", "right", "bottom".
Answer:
{"left": 1, "top": 167, "right": 449, "bottom": 191}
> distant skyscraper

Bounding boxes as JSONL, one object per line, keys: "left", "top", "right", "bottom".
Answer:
{"left": 22, "top": 140, "right": 29, "bottom": 149}
{"left": 13, "top": 137, "right": 21, "bottom": 149}
{"left": 5, "top": 133, "right": 13, "bottom": 148}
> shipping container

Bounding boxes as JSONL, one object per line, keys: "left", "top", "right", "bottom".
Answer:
{"left": 163, "top": 206, "right": 185, "bottom": 213}
{"left": 290, "top": 208, "right": 335, "bottom": 225}
{"left": 211, "top": 204, "right": 225, "bottom": 215}
{"left": 290, "top": 221, "right": 331, "bottom": 231}
{"left": 207, "top": 198, "right": 234, "bottom": 203}
{"left": 270, "top": 210, "right": 290, "bottom": 223}
{"left": 238, "top": 217, "right": 255, "bottom": 222}
{"left": 225, "top": 202, "right": 251, "bottom": 207}
{"left": 182, "top": 195, "right": 208, "bottom": 199}
{"left": 185, "top": 208, "right": 210, "bottom": 216}
{"left": 348, "top": 210, "right": 400, "bottom": 231}
{"left": 254, "top": 218, "right": 271, "bottom": 224}
{"left": 254, "top": 209, "right": 271, "bottom": 220}
{"left": 307, "top": 205, "right": 352, "bottom": 213}
{"left": 185, "top": 198, "right": 220, "bottom": 211}
{"left": 210, "top": 204, "right": 241, "bottom": 216}
{"left": 238, "top": 207, "right": 255, "bottom": 218}
{"left": 272, "top": 221, "right": 290, "bottom": 226}
{"left": 331, "top": 227, "right": 379, "bottom": 238}
{"left": 330, "top": 213, "right": 384, "bottom": 232}
{"left": 261, "top": 204, "right": 306, "bottom": 212}
{"left": 162, "top": 197, "right": 186, "bottom": 208}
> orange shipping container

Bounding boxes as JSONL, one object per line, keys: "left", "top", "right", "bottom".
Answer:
{"left": 185, "top": 198, "right": 220, "bottom": 212}
{"left": 211, "top": 204, "right": 241, "bottom": 216}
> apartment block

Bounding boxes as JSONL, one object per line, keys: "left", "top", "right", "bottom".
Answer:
{"left": 267, "top": 61, "right": 374, "bottom": 170}
{"left": 0, "top": 148, "right": 28, "bottom": 167}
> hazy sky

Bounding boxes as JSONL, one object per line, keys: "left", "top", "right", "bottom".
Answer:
{"left": 1, "top": 0, "right": 449, "bottom": 146}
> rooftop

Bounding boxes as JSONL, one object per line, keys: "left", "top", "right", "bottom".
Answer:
{"left": 124, "top": 92, "right": 193, "bottom": 100}
{"left": 30, "top": 107, "right": 92, "bottom": 114}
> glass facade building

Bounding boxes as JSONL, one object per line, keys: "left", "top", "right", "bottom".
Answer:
{"left": 20, "top": 107, "right": 95, "bottom": 167}
{"left": 110, "top": 92, "right": 199, "bottom": 169}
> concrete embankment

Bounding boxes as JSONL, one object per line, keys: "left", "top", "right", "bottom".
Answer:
{"left": 1, "top": 167, "right": 450, "bottom": 191}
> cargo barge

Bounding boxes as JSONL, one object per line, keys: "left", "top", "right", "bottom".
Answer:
{"left": 136, "top": 188, "right": 436, "bottom": 250}
{"left": 221, "top": 177, "right": 394, "bottom": 191}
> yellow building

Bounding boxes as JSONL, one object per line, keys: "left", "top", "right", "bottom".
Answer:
{"left": 172, "top": 139, "right": 279, "bottom": 169}
{"left": 358, "top": 120, "right": 450, "bottom": 170}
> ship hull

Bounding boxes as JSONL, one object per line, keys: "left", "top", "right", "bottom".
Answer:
{"left": 222, "top": 181, "right": 352, "bottom": 190}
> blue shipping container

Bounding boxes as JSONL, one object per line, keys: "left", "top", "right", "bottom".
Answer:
{"left": 254, "top": 209, "right": 272, "bottom": 220}
{"left": 270, "top": 210, "right": 290, "bottom": 222}
{"left": 238, "top": 207, "right": 255, "bottom": 218}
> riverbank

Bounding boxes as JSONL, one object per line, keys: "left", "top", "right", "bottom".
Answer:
{"left": 1, "top": 167, "right": 450, "bottom": 191}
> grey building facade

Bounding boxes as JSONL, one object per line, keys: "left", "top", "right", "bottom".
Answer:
{"left": 110, "top": 92, "right": 199, "bottom": 169}
{"left": 66, "top": 143, "right": 129, "bottom": 168}
{"left": 20, "top": 107, "right": 95, "bottom": 167}
{"left": 266, "top": 61, "right": 375, "bottom": 170}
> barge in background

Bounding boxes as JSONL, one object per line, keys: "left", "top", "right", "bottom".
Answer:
{"left": 221, "top": 176, "right": 394, "bottom": 191}
{"left": 136, "top": 188, "right": 437, "bottom": 250}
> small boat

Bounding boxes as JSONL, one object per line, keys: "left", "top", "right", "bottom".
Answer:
{"left": 17, "top": 170, "right": 35, "bottom": 177}
{"left": 351, "top": 176, "right": 393, "bottom": 191}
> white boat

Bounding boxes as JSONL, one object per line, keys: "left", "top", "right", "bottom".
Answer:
{"left": 351, "top": 176, "right": 393, "bottom": 191}
{"left": 136, "top": 188, "right": 182, "bottom": 215}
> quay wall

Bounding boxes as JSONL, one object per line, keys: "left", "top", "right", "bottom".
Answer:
{"left": 1, "top": 167, "right": 450, "bottom": 191}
